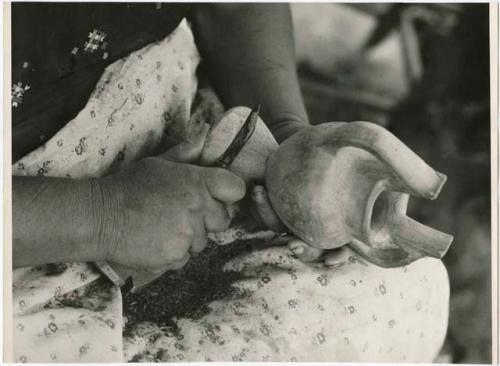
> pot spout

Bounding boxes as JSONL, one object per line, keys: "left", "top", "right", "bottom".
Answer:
{"left": 389, "top": 216, "right": 453, "bottom": 259}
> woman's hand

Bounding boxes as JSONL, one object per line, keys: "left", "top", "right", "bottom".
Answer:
{"left": 250, "top": 183, "right": 325, "bottom": 262}
{"left": 13, "top": 121, "right": 246, "bottom": 276}
{"left": 95, "top": 158, "right": 246, "bottom": 274}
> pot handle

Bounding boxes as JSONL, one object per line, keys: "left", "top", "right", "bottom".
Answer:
{"left": 318, "top": 121, "right": 447, "bottom": 200}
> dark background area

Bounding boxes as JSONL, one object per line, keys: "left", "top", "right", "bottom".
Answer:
{"left": 292, "top": 3, "right": 490, "bottom": 363}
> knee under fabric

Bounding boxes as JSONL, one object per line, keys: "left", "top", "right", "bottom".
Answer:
{"left": 11, "top": 19, "right": 449, "bottom": 363}
{"left": 123, "top": 245, "right": 449, "bottom": 362}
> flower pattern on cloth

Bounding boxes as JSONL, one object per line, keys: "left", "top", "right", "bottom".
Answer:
{"left": 122, "top": 246, "right": 449, "bottom": 363}
{"left": 14, "top": 270, "right": 121, "bottom": 363}
{"left": 11, "top": 17, "right": 450, "bottom": 363}
{"left": 13, "top": 20, "right": 199, "bottom": 180}
{"left": 12, "top": 19, "right": 200, "bottom": 363}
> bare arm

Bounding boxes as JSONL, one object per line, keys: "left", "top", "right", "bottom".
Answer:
{"left": 191, "top": 4, "right": 309, "bottom": 143}
{"left": 12, "top": 159, "right": 245, "bottom": 271}
{"left": 13, "top": 176, "right": 100, "bottom": 267}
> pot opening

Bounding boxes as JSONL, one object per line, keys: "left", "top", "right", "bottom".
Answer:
{"left": 370, "top": 190, "right": 391, "bottom": 243}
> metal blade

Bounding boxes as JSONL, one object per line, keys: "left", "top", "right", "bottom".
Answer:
{"left": 213, "top": 104, "right": 260, "bottom": 168}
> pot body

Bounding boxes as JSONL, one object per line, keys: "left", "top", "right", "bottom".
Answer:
{"left": 266, "top": 123, "right": 385, "bottom": 249}
{"left": 266, "top": 122, "right": 453, "bottom": 267}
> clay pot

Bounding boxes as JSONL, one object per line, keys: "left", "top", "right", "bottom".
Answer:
{"left": 265, "top": 121, "right": 453, "bottom": 267}
{"left": 116, "top": 112, "right": 454, "bottom": 290}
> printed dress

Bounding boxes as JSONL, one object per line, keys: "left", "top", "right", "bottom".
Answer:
{"left": 12, "top": 19, "right": 450, "bottom": 363}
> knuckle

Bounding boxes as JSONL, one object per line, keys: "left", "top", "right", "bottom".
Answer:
{"left": 191, "top": 233, "right": 208, "bottom": 251}
{"left": 191, "top": 238, "right": 207, "bottom": 254}
{"left": 182, "top": 176, "right": 204, "bottom": 210}
{"left": 154, "top": 238, "right": 188, "bottom": 264}
{"left": 186, "top": 192, "right": 203, "bottom": 211}
{"left": 155, "top": 245, "right": 171, "bottom": 263}
{"left": 182, "top": 225, "right": 195, "bottom": 241}
{"left": 217, "top": 213, "right": 231, "bottom": 231}
{"left": 168, "top": 246, "right": 189, "bottom": 263}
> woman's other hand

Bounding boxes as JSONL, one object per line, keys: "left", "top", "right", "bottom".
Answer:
{"left": 251, "top": 184, "right": 325, "bottom": 263}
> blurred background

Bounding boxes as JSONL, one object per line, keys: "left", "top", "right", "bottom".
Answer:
{"left": 291, "top": 3, "right": 491, "bottom": 363}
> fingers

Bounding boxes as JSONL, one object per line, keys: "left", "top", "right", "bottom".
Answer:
{"left": 189, "top": 225, "right": 209, "bottom": 254}
{"left": 203, "top": 167, "right": 246, "bottom": 204}
{"left": 159, "top": 122, "right": 210, "bottom": 163}
{"left": 166, "top": 251, "right": 191, "bottom": 270}
{"left": 252, "top": 185, "right": 285, "bottom": 232}
{"left": 288, "top": 239, "right": 324, "bottom": 262}
{"left": 204, "top": 198, "right": 231, "bottom": 233}
{"left": 324, "top": 246, "right": 353, "bottom": 267}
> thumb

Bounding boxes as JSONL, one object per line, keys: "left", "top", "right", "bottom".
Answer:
{"left": 252, "top": 185, "right": 285, "bottom": 232}
{"left": 203, "top": 167, "right": 246, "bottom": 204}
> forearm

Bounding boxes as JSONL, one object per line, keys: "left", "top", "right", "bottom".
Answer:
{"left": 192, "top": 4, "right": 309, "bottom": 143}
{"left": 13, "top": 176, "right": 103, "bottom": 268}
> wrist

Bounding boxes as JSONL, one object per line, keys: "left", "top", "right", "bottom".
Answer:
{"left": 268, "top": 114, "right": 309, "bottom": 143}
{"left": 88, "top": 177, "right": 126, "bottom": 262}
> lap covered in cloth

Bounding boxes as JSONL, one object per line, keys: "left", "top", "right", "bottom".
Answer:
{"left": 11, "top": 19, "right": 450, "bottom": 363}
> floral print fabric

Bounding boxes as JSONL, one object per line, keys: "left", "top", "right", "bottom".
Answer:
{"left": 13, "top": 265, "right": 121, "bottom": 363}
{"left": 13, "top": 20, "right": 199, "bottom": 180}
{"left": 123, "top": 246, "right": 449, "bottom": 362}
{"left": 11, "top": 19, "right": 450, "bottom": 363}
{"left": 12, "top": 19, "right": 200, "bottom": 363}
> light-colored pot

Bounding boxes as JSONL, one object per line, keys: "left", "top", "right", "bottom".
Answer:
{"left": 265, "top": 121, "right": 453, "bottom": 267}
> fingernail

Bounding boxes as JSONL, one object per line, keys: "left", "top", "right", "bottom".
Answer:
{"left": 325, "top": 259, "right": 346, "bottom": 269}
{"left": 289, "top": 241, "right": 304, "bottom": 255}
{"left": 293, "top": 246, "right": 305, "bottom": 255}
{"left": 324, "top": 248, "right": 351, "bottom": 268}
